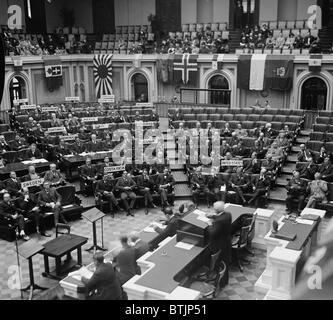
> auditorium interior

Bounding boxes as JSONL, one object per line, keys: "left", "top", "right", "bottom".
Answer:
{"left": 0, "top": 0, "right": 333, "bottom": 301}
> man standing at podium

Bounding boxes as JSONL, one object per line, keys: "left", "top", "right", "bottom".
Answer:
{"left": 207, "top": 201, "right": 232, "bottom": 287}
{"left": 81, "top": 252, "right": 123, "bottom": 300}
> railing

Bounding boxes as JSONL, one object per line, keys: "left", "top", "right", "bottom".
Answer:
{"left": 180, "top": 88, "right": 231, "bottom": 105}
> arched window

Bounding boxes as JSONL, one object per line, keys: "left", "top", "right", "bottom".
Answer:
{"left": 131, "top": 73, "right": 148, "bottom": 102}
{"left": 208, "top": 74, "right": 230, "bottom": 105}
{"left": 301, "top": 77, "right": 327, "bottom": 111}
{"left": 9, "top": 76, "right": 28, "bottom": 108}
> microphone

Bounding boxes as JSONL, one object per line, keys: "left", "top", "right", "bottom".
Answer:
{"left": 271, "top": 220, "right": 279, "bottom": 234}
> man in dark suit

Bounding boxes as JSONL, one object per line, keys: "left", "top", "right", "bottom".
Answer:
{"left": 207, "top": 201, "right": 232, "bottom": 287}
{"left": 137, "top": 169, "right": 157, "bottom": 214}
{"left": 319, "top": 156, "right": 333, "bottom": 182}
{"left": 0, "top": 193, "right": 29, "bottom": 240}
{"left": 86, "top": 134, "right": 103, "bottom": 152}
{"left": 243, "top": 152, "right": 261, "bottom": 174}
{"left": 170, "top": 108, "right": 184, "bottom": 123}
{"left": 156, "top": 168, "right": 175, "bottom": 208}
{"left": 153, "top": 207, "right": 180, "bottom": 242}
{"left": 129, "top": 231, "right": 149, "bottom": 275}
{"left": 10, "top": 134, "right": 27, "bottom": 151}
{"left": 297, "top": 144, "right": 313, "bottom": 162}
{"left": 113, "top": 236, "right": 137, "bottom": 285}
{"left": 229, "top": 167, "right": 250, "bottom": 204}
{"left": 207, "top": 167, "right": 225, "bottom": 204}
{"left": 26, "top": 143, "right": 43, "bottom": 160}
{"left": 191, "top": 166, "right": 210, "bottom": 208}
{"left": 0, "top": 135, "right": 11, "bottom": 153}
{"left": 38, "top": 181, "right": 66, "bottom": 225}
{"left": 17, "top": 187, "right": 50, "bottom": 237}
{"left": 81, "top": 252, "right": 123, "bottom": 300}
{"left": 247, "top": 168, "right": 270, "bottom": 207}
{"left": 116, "top": 110, "right": 131, "bottom": 123}
{"left": 44, "top": 163, "right": 66, "bottom": 186}
{"left": 95, "top": 174, "right": 121, "bottom": 217}
{"left": 147, "top": 109, "right": 159, "bottom": 122}
{"left": 299, "top": 157, "right": 318, "bottom": 180}
{"left": 72, "top": 136, "right": 85, "bottom": 154}
{"left": 285, "top": 170, "right": 307, "bottom": 215}
{"left": 80, "top": 157, "right": 98, "bottom": 196}
{"left": 6, "top": 171, "right": 22, "bottom": 197}
{"left": 115, "top": 172, "right": 137, "bottom": 217}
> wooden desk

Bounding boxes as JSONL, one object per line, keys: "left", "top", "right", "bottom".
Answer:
{"left": 0, "top": 159, "right": 50, "bottom": 179}
{"left": 41, "top": 234, "right": 88, "bottom": 280}
{"left": 224, "top": 204, "right": 256, "bottom": 223}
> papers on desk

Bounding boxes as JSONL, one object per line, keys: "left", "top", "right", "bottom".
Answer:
{"left": 197, "top": 215, "right": 211, "bottom": 224}
{"left": 68, "top": 267, "right": 93, "bottom": 281}
{"left": 193, "top": 209, "right": 207, "bottom": 217}
{"left": 296, "top": 218, "right": 314, "bottom": 225}
{"left": 175, "top": 241, "right": 194, "bottom": 250}
{"left": 22, "top": 159, "right": 48, "bottom": 165}
{"left": 143, "top": 226, "right": 156, "bottom": 233}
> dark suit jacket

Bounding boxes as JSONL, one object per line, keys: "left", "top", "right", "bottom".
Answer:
{"left": 0, "top": 201, "right": 17, "bottom": 218}
{"left": 86, "top": 141, "right": 103, "bottom": 152}
{"left": 83, "top": 263, "right": 122, "bottom": 300}
{"left": 38, "top": 188, "right": 61, "bottom": 206}
{"left": 208, "top": 211, "right": 232, "bottom": 265}
{"left": 156, "top": 173, "right": 175, "bottom": 189}
{"left": 133, "top": 240, "right": 150, "bottom": 275}
{"left": 72, "top": 142, "right": 85, "bottom": 154}
{"left": 115, "top": 177, "right": 136, "bottom": 191}
{"left": 137, "top": 175, "right": 154, "bottom": 190}
{"left": 26, "top": 148, "right": 42, "bottom": 159}
{"left": 81, "top": 165, "right": 98, "bottom": 178}
{"left": 44, "top": 170, "right": 64, "bottom": 184}
{"left": 95, "top": 180, "right": 115, "bottom": 194}
{"left": 297, "top": 150, "right": 313, "bottom": 162}
{"left": 155, "top": 216, "right": 180, "bottom": 243}
{"left": 16, "top": 194, "right": 39, "bottom": 213}
{"left": 115, "top": 247, "right": 137, "bottom": 285}
{"left": 6, "top": 178, "right": 21, "bottom": 196}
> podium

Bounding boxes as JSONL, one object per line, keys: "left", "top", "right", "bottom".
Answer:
{"left": 82, "top": 207, "right": 107, "bottom": 253}
{"left": 18, "top": 240, "right": 47, "bottom": 300}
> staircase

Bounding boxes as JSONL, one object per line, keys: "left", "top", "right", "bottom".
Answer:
{"left": 319, "top": 5, "right": 333, "bottom": 52}
{"left": 163, "top": 131, "right": 192, "bottom": 200}
{"left": 269, "top": 130, "right": 311, "bottom": 203}
{"left": 228, "top": 28, "right": 242, "bottom": 53}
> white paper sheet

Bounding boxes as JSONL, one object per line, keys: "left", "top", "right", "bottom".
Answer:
{"left": 193, "top": 209, "right": 207, "bottom": 217}
{"left": 69, "top": 267, "right": 93, "bottom": 280}
{"left": 175, "top": 241, "right": 194, "bottom": 250}
{"left": 197, "top": 215, "right": 211, "bottom": 223}
{"left": 143, "top": 227, "right": 156, "bottom": 233}
{"left": 296, "top": 218, "right": 314, "bottom": 225}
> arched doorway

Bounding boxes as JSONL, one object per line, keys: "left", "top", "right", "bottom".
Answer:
{"left": 301, "top": 77, "right": 328, "bottom": 111}
{"left": 131, "top": 73, "right": 148, "bottom": 102}
{"left": 9, "top": 76, "right": 28, "bottom": 108}
{"left": 208, "top": 74, "right": 230, "bottom": 105}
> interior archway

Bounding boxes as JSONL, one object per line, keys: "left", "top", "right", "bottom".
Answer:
{"left": 9, "top": 76, "right": 28, "bottom": 108}
{"left": 208, "top": 74, "right": 230, "bottom": 105}
{"left": 131, "top": 73, "right": 149, "bottom": 102}
{"left": 301, "top": 77, "right": 328, "bottom": 111}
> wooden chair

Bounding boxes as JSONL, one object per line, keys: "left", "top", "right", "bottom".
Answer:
{"left": 231, "top": 225, "right": 251, "bottom": 272}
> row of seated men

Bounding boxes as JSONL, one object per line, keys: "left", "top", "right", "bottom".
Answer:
{"left": 189, "top": 166, "right": 271, "bottom": 208}
{"left": 0, "top": 180, "right": 68, "bottom": 241}
{"left": 79, "top": 157, "right": 175, "bottom": 217}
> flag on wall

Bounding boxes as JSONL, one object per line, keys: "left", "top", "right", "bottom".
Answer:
{"left": 212, "top": 54, "right": 224, "bottom": 70}
{"left": 43, "top": 56, "right": 63, "bottom": 91}
{"left": 93, "top": 54, "right": 113, "bottom": 98}
{"left": 237, "top": 55, "right": 294, "bottom": 91}
{"left": 0, "top": 34, "right": 4, "bottom": 105}
{"left": 156, "top": 54, "right": 174, "bottom": 84}
{"left": 309, "top": 54, "right": 322, "bottom": 72}
{"left": 173, "top": 54, "right": 198, "bottom": 85}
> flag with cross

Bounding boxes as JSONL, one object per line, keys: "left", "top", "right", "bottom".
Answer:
{"left": 43, "top": 56, "right": 63, "bottom": 91}
{"left": 173, "top": 53, "right": 198, "bottom": 85}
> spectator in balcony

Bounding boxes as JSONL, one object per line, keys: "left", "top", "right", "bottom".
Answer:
{"left": 256, "top": 33, "right": 266, "bottom": 49}
{"left": 303, "top": 31, "right": 315, "bottom": 49}
{"left": 309, "top": 39, "right": 322, "bottom": 54}
{"left": 265, "top": 34, "right": 275, "bottom": 49}
{"left": 243, "top": 152, "right": 260, "bottom": 174}
{"left": 306, "top": 172, "right": 328, "bottom": 208}
{"left": 294, "top": 33, "right": 304, "bottom": 49}
{"left": 275, "top": 32, "right": 285, "bottom": 49}
{"left": 266, "top": 142, "right": 284, "bottom": 162}
{"left": 284, "top": 33, "right": 295, "bottom": 50}
{"left": 297, "top": 144, "right": 313, "bottom": 162}
{"left": 240, "top": 35, "right": 248, "bottom": 49}
{"left": 260, "top": 24, "right": 270, "bottom": 39}
{"left": 234, "top": 123, "right": 248, "bottom": 139}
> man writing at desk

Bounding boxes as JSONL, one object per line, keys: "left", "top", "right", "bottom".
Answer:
{"left": 81, "top": 252, "right": 123, "bottom": 300}
{"left": 153, "top": 207, "right": 180, "bottom": 242}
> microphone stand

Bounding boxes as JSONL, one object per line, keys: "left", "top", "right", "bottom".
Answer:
{"left": 14, "top": 228, "right": 24, "bottom": 299}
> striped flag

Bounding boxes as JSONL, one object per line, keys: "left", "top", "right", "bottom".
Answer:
{"left": 237, "top": 55, "right": 294, "bottom": 91}
{"left": 309, "top": 54, "right": 322, "bottom": 72}
{"left": 173, "top": 54, "right": 198, "bottom": 85}
{"left": 212, "top": 54, "right": 224, "bottom": 70}
{"left": 93, "top": 54, "right": 113, "bottom": 98}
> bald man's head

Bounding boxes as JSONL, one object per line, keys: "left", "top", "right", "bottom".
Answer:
{"left": 213, "top": 201, "right": 225, "bottom": 215}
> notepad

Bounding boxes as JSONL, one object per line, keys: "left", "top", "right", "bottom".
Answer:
{"left": 69, "top": 267, "right": 93, "bottom": 280}
{"left": 175, "top": 241, "right": 194, "bottom": 250}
